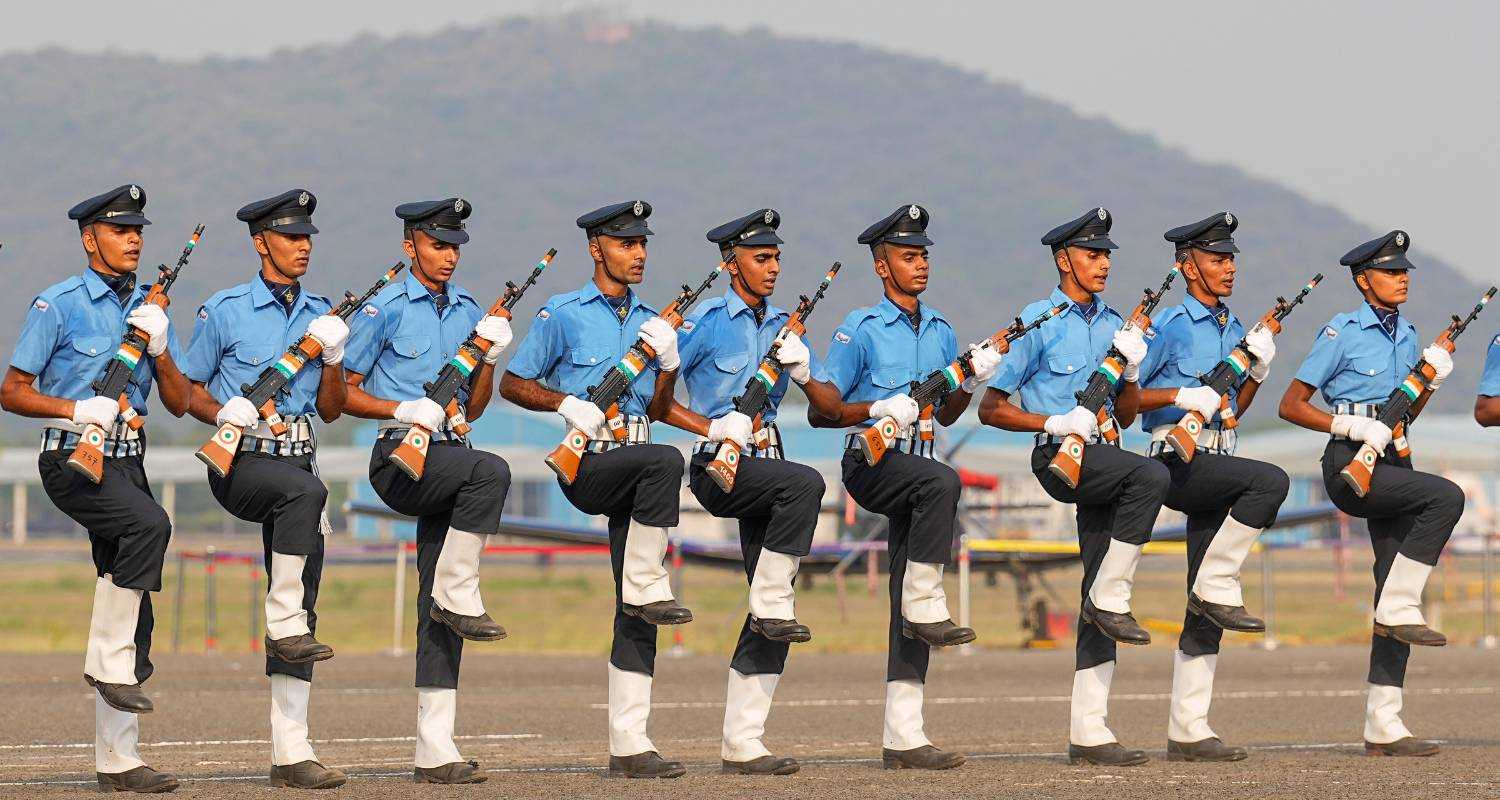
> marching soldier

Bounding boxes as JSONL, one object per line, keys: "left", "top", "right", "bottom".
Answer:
{"left": 978, "top": 207, "right": 1166, "bottom": 767}
{"left": 0, "top": 185, "right": 189, "bottom": 792}
{"left": 1134, "top": 213, "right": 1290, "bottom": 761}
{"left": 661, "top": 209, "right": 839, "bottom": 775}
{"left": 499, "top": 201, "right": 692, "bottom": 779}
{"left": 1477, "top": 331, "right": 1500, "bottom": 426}
{"left": 341, "top": 198, "right": 513, "bottom": 784}
{"left": 1278, "top": 230, "right": 1463, "bottom": 757}
{"left": 810, "top": 204, "right": 992, "bottom": 771}
{"left": 182, "top": 189, "right": 349, "bottom": 790}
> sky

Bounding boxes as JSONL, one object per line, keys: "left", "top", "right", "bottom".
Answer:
{"left": 4, "top": 1, "right": 1494, "bottom": 282}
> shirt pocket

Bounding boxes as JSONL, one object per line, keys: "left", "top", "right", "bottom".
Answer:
{"left": 871, "top": 366, "right": 911, "bottom": 390}
{"left": 569, "top": 346, "right": 612, "bottom": 369}
{"left": 232, "top": 342, "right": 279, "bottom": 370}
{"left": 1174, "top": 355, "right": 1221, "bottom": 382}
{"left": 69, "top": 335, "right": 114, "bottom": 360}
{"left": 391, "top": 335, "right": 432, "bottom": 360}
{"left": 713, "top": 351, "right": 749, "bottom": 375}
{"left": 1346, "top": 350, "right": 1391, "bottom": 381}
{"left": 1045, "top": 352, "right": 1086, "bottom": 377}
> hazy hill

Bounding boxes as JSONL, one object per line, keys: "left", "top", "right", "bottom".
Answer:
{"left": 0, "top": 14, "right": 1488, "bottom": 442}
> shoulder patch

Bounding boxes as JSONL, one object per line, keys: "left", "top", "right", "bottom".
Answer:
{"left": 1143, "top": 326, "right": 1157, "bottom": 340}
{"left": 197, "top": 307, "right": 209, "bottom": 320}
{"left": 1322, "top": 326, "right": 1339, "bottom": 339}
{"left": 362, "top": 304, "right": 379, "bottom": 318}
{"left": 834, "top": 330, "right": 852, "bottom": 344}
{"left": 32, "top": 299, "right": 48, "bottom": 312}
{"left": 1493, "top": 333, "right": 1500, "bottom": 346}
{"left": 678, "top": 319, "right": 695, "bottom": 333}
{"left": 536, "top": 308, "right": 551, "bottom": 321}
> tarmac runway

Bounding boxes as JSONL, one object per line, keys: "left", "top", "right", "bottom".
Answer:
{"left": 1, "top": 645, "right": 1495, "bottom": 798}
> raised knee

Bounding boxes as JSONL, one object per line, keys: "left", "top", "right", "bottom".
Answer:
{"left": 792, "top": 464, "right": 827, "bottom": 500}
{"left": 138, "top": 506, "right": 171, "bottom": 544}
{"left": 1433, "top": 478, "right": 1466, "bottom": 521}
{"left": 1258, "top": 464, "right": 1291, "bottom": 503}
{"left": 1134, "top": 458, "right": 1171, "bottom": 497}
{"left": 474, "top": 455, "right": 512, "bottom": 490}
{"left": 647, "top": 446, "right": 685, "bottom": 481}
{"left": 926, "top": 466, "right": 962, "bottom": 502}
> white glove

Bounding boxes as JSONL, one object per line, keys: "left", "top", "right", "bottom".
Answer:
{"left": 638, "top": 317, "right": 680, "bottom": 371}
{"left": 707, "top": 411, "right": 753, "bottom": 448}
{"left": 773, "top": 331, "right": 812, "bottom": 385}
{"left": 1113, "top": 326, "right": 1148, "bottom": 382}
{"left": 1245, "top": 324, "right": 1276, "bottom": 382}
{"left": 394, "top": 398, "right": 446, "bottom": 432}
{"left": 305, "top": 315, "right": 350, "bottom": 365}
{"left": 558, "top": 394, "right": 608, "bottom": 439}
{"left": 71, "top": 396, "right": 120, "bottom": 428}
{"left": 1423, "top": 344, "right": 1454, "bottom": 389}
{"left": 961, "top": 342, "right": 1003, "bottom": 392}
{"left": 1174, "top": 385, "right": 1222, "bottom": 419}
{"left": 869, "top": 394, "right": 920, "bottom": 428}
{"left": 215, "top": 395, "right": 259, "bottom": 428}
{"left": 126, "top": 303, "right": 170, "bottom": 357}
{"left": 1044, "top": 405, "right": 1100, "bottom": 439}
{"left": 1331, "top": 415, "right": 1392, "bottom": 452}
{"left": 475, "top": 315, "right": 513, "bottom": 365}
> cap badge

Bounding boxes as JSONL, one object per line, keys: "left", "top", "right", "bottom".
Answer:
{"left": 298, "top": 191, "right": 310, "bottom": 207}
{"left": 1395, "top": 232, "right": 1405, "bottom": 247}
{"left": 632, "top": 200, "right": 644, "bottom": 216}
{"left": 908, "top": 205, "right": 921, "bottom": 220}
{"left": 1224, "top": 213, "right": 1234, "bottom": 225}
{"left": 455, "top": 198, "right": 465, "bottom": 213}
{"left": 764, "top": 209, "right": 775, "bottom": 224}
{"left": 1096, "top": 207, "right": 1107, "bottom": 221}
{"left": 128, "top": 185, "right": 140, "bottom": 200}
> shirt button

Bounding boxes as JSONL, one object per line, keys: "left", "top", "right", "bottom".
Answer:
{"left": 89, "top": 348, "right": 97, "bottom": 354}
{"left": 1067, "top": 365, "right": 1075, "bottom": 372}
{"left": 590, "top": 357, "right": 598, "bottom": 364}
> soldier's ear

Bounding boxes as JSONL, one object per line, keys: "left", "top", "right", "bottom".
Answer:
{"left": 401, "top": 236, "right": 417, "bottom": 260}
{"left": 587, "top": 237, "right": 603, "bottom": 265}
{"left": 251, "top": 234, "right": 268, "bottom": 257}
{"left": 1353, "top": 271, "right": 1369, "bottom": 293}
{"left": 79, "top": 228, "right": 97, "bottom": 256}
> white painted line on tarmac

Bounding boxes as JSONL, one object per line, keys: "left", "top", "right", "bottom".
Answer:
{"left": 0, "top": 732, "right": 538, "bottom": 752}
{"left": 596, "top": 685, "right": 1496, "bottom": 710}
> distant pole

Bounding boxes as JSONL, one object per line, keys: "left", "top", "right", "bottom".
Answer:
{"left": 248, "top": 559, "right": 261, "bottom": 653}
{"left": 171, "top": 552, "right": 186, "bottom": 653}
{"left": 669, "top": 539, "right": 687, "bottom": 657}
{"left": 1483, "top": 531, "right": 1496, "bottom": 650}
{"left": 161, "top": 481, "right": 176, "bottom": 527}
{"left": 957, "top": 540, "right": 972, "bottom": 657}
{"left": 1260, "top": 545, "right": 1278, "bottom": 651}
{"left": 205, "top": 545, "right": 218, "bottom": 653}
{"left": 391, "top": 543, "right": 407, "bottom": 657}
{"left": 11, "top": 483, "right": 26, "bottom": 545}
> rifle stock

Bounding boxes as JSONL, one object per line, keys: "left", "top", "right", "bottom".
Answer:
{"left": 68, "top": 225, "right": 204, "bottom": 483}
{"left": 1046, "top": 267, "right": 1179, "bottom": 488}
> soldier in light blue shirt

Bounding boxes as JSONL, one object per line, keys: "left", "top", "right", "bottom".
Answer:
{"left": 342, "top": 198, "right": 513, "bottom": 785}
{"left": 660, "top": 209, "right": 841, "bottom": 775}
{"left": 978, "top": 207, "right": 1164, "bottom": 767}
{"left": 1476, "top": 332, "right": 1500, "bottom": 425}
{"left": 0, "top": 184, "right": 189, "bottom": 793}
{"left": 500, "top": 200, "right": 692, "bottom": 779}
{"left": 1279, "top": 229, "right": 1462, "bottom": 757}
{"left": 1133, "top": 213, "right": 1289, "bottom": 762}
{"left": 810, "top": 204, "right": 997, "bottom": 772}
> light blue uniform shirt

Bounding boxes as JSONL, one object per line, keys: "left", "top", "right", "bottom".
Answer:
{"left": 1480, "top": 333, "right": 1500, "bottom": 397}
{"left": 988, "top": 286, "right": 1126, "bottom": 416}
{"left": 506, "top": 281, "right": 662, "bottom": 417}
{"left": 676, "top": 290, "right": 822, "bottom": 424}
{"left": 1138, "top": 294, "right": 1246, "bottom": 430}
{"left": 1293, "top": 303, "right": 1419, "bottom": 406}
{"left": 9, "top": 270, "right": 182, "bottom": 415}
{"left": 816, "top": 296, "right": 957, "bottom": 428}
{"left": 183, "top": 278, "right": 333, "bottom": 416}
{"left": 343, "top": 272, "right": 484, "bottom": 403}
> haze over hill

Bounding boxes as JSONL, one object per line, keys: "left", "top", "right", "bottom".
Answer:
{"left": 0, "top": 14, "right": 1487, "bottom": 437}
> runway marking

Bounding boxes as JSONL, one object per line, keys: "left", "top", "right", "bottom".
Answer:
{"left": 0, "top": 741, "right": 1465, "bottom": 787}
{"left": 593, "top": 685, "right": 1497, "bottom": 710}
{"left": 0, "top": 732, "right": 538, "bottom": 752}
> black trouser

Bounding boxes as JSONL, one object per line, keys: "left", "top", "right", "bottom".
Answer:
{"left": 558, "top": 444, "right": 684, "bottom": 677}
{"left": 841, "top": 449, "right": 961, "bottom": 683}
{"left": 1031, "top": 443, "right": 1170, "bottom": 671}
{"left": 208, "top": 452, "right": 327, "bottom": 681}
{"left": 1321, "top": 440, "right": 1464, "bottom": 687}
{"left": 369, "top": 439, "right": 511, "bottom": 689}
{"left": 688, "top": 452, "right": 824, "bottom": 676}
{"left": 1159, "top": 451, "right": 1290, "bottom": 655}
{"left": 39, "top": 450, "right": 168, "bottom": 685}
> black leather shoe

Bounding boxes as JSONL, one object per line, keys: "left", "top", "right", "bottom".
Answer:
{"left": 96, "top": 766, "right": 179, "bottom": 793}
{"left": 1373, "top": 622, "right": 1447, "bottom": 647}
{"left": 1068, "top": 742, "right": 1149, "bottom": 766}
{"left": 1187, "top": 594, "right": 1265, "bottom": 633}
{"left": 429, "top": 606, "right": 508, "bottom": 641}
{"left": 269, "top": 760, "right": 347, "bottom": 789}
{"left": 1365, "top": 737, "right": 1440, "bottom": 757}
{"left": 85, "top": 676, "right": 153, "bottom": 714}
{"left": 415, "top": 760, "right": 487, "bottom": 784}
{"left": 606, "top": 751, "right": 686, "bottom": 778}
{"left": 1168, "top": 737, "right": 1248, "bottom": 762}
{"left": 1081, "top": 599, "right": 1151, "bottom": 645}
{"left": 264, "top": 634, "right": 334, "bottom": 664}
{"left": 722, "top": 755, "right": 800, "bottom": 775}
{"left": 901, "top": 619, "right": 977, "bottom": 647}
{"left": 881, "top": 745, "right": 965, "bottom": 770}
{"left": 750, "top": 617, "right": 811, "bottom": 643}
{"left": 621, "top": 601, "right": 694, "bottom": 626}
